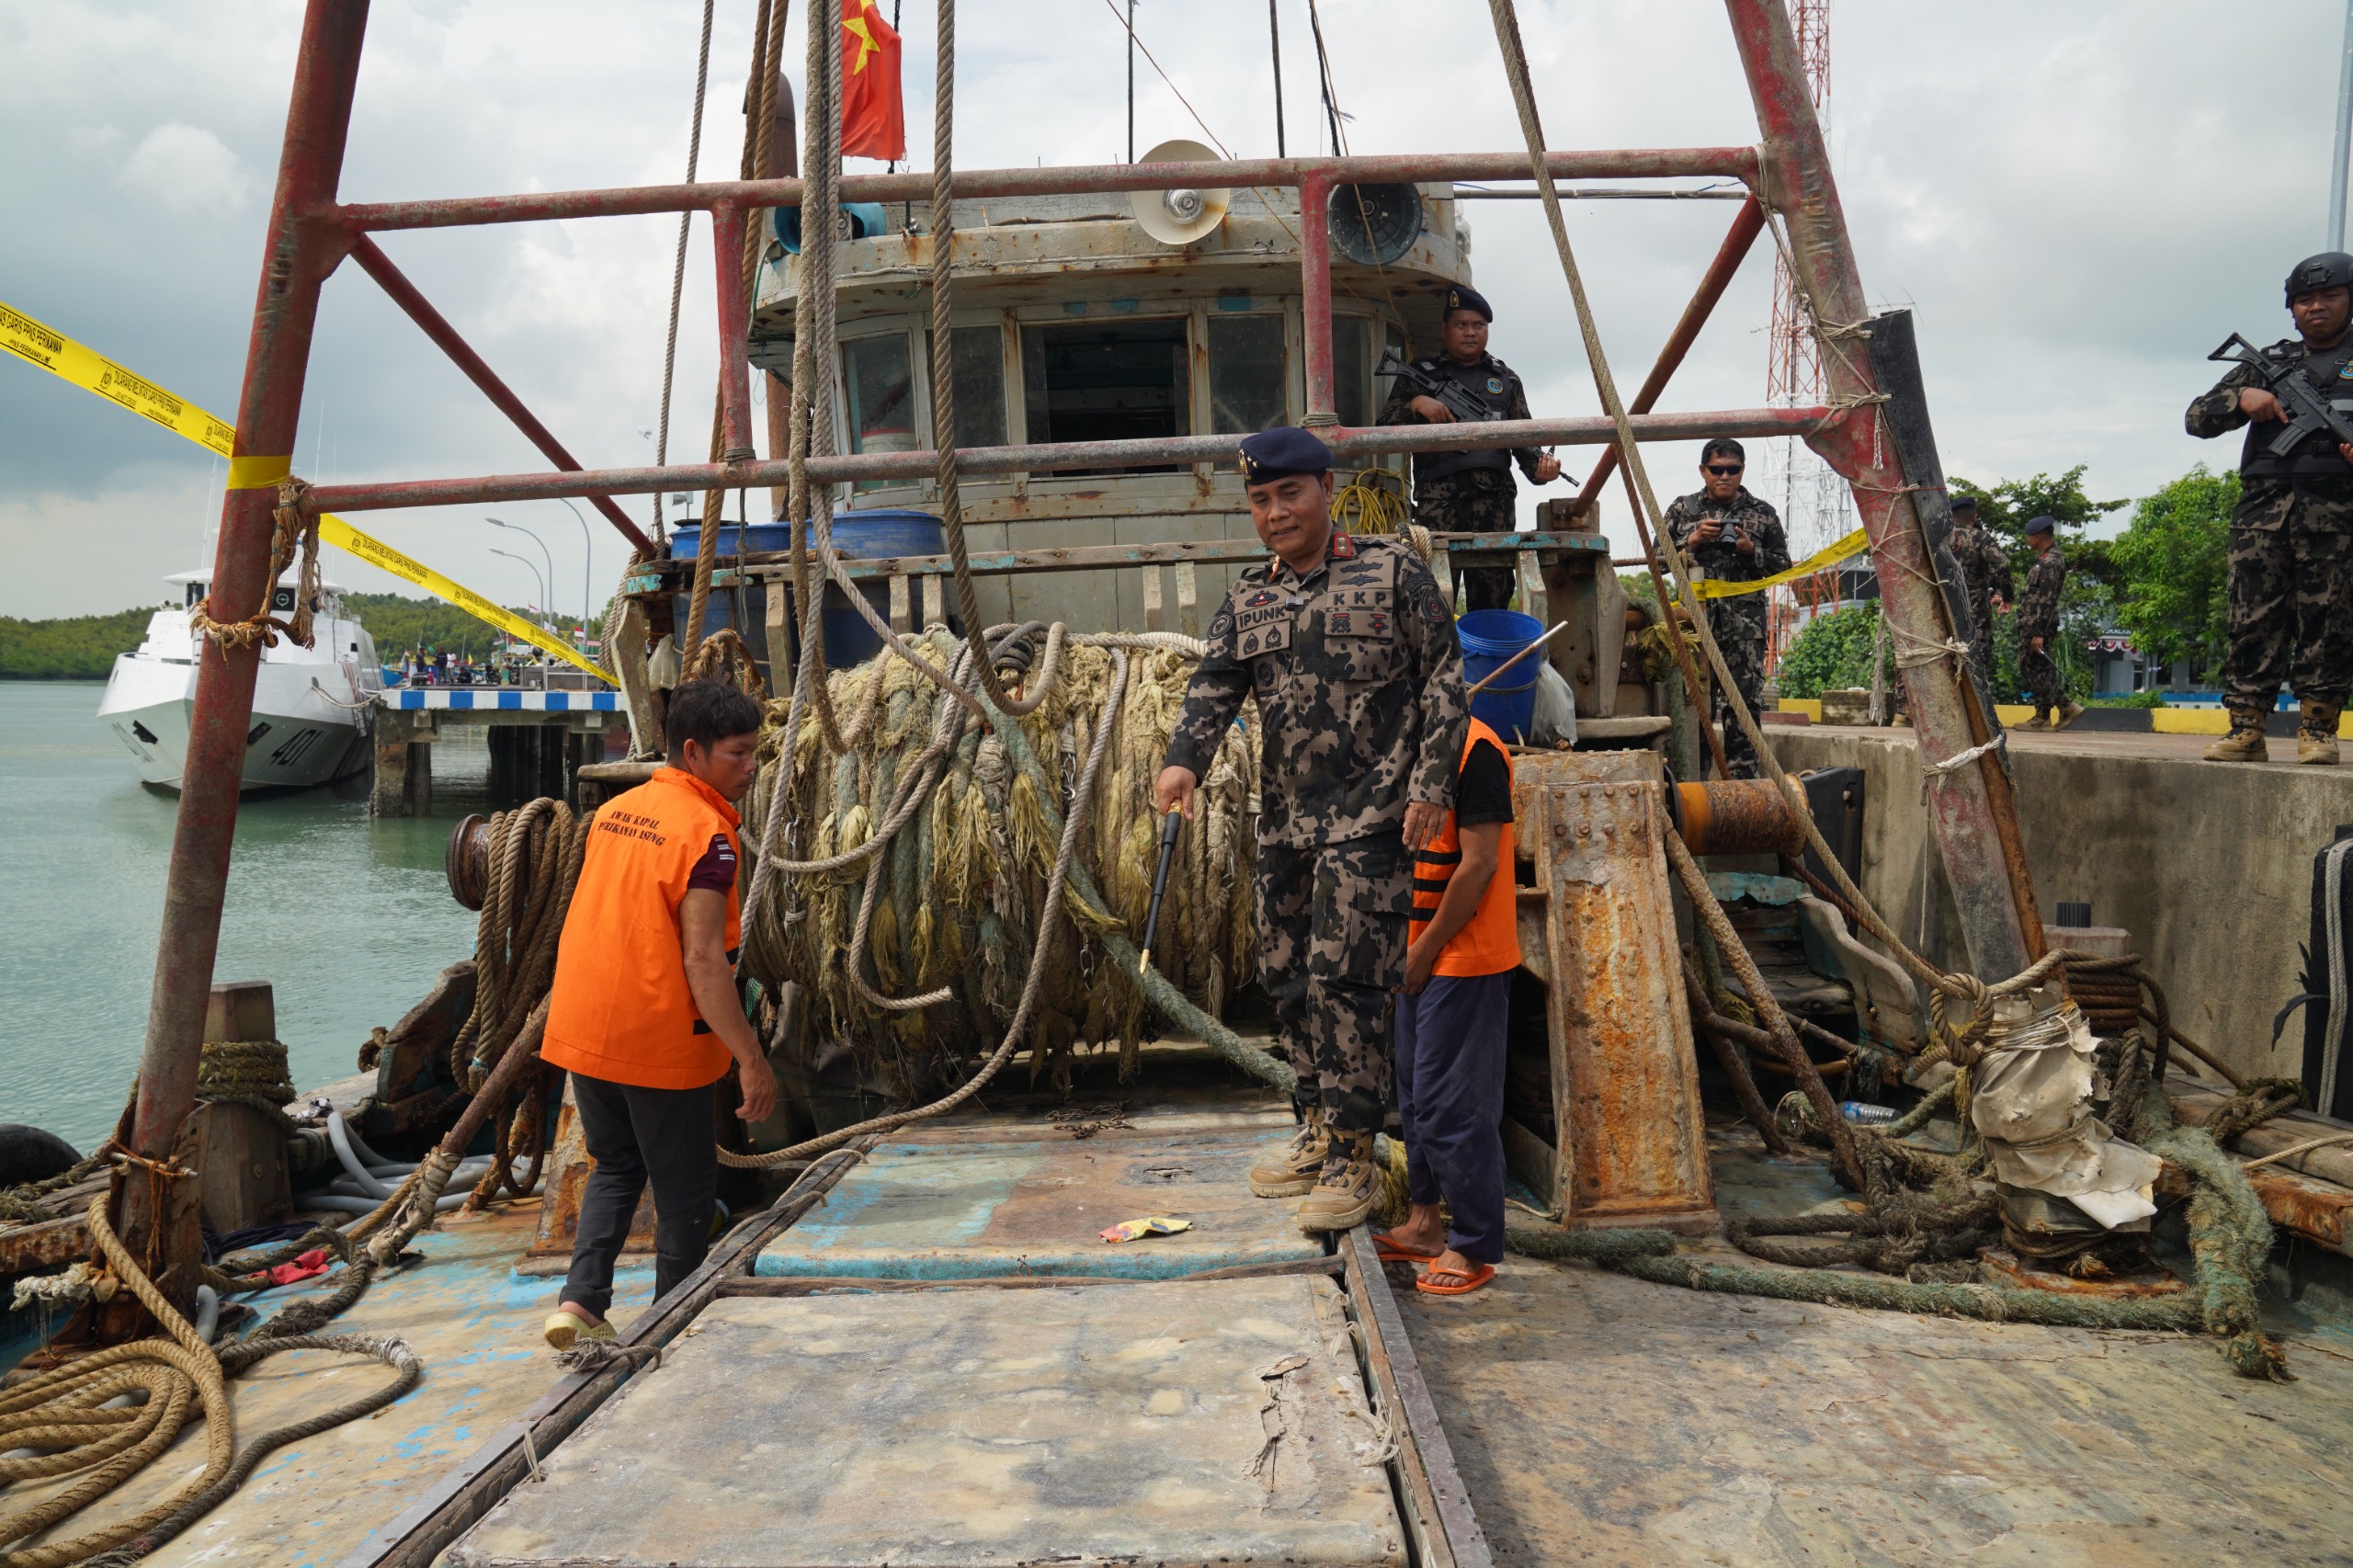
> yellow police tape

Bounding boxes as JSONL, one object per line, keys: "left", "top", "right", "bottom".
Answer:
{"left": 1687, "top": 525, "right": 1870, "bottom": 600}
{"left": 2, "top": 296, "right": 608, "bottom": 680}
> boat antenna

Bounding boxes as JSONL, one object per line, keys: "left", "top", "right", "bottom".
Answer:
{"left": 1268, "top": 0, "right": 1285, "bottom": 157}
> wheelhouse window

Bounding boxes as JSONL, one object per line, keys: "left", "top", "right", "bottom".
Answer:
{"left": 928, "top": 326, "right": 1008, "bottom": 449}
{"left": 1207, "top": 313, "right": 1287, "bottom": 437}
{"left": 1020, "top": 319, "right": 1190, "bottom": 474}
{"left": 843, "top": 332, "right": 916, "bottom": 491}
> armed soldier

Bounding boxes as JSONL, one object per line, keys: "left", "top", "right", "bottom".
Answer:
{"left": 2186, "top": 251, "right": 2353, "bottom": 765}
{"left": 1156, "top": 427, "right": 1470, "bottom": 1233}
{"left": 2015, "top": 516, "right": 2079, "bottom": 730}
{"left": 1947, "top": 494, "right": 2014, "bottom": 699}
{"left": 1665, "top": 439, "right": 1790, "bottom": 777}
{"left": 1378, "top": 285, "right": 1563, "bottom": 612}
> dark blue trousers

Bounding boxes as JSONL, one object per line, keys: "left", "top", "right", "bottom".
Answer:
{"left": 1393, "top": 971, "right": 1511, "bottom": 1265}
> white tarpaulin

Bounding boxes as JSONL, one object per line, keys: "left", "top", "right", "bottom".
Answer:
{"left": 1970, "top": 1002, "right": 2161, "bottom": 1229}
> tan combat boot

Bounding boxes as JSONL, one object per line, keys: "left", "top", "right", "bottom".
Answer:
{"left": 1295, "top": 1129, "right": 1380, "bottom": 1233}
{"left": 2052, "top": 701, "right": 2086, "bottom": 731}
{"left": 1248, "top": 1108, "right": 1330, "bottom": 1198}
{"left": 2203, "top": 706, "right": 2269, "bottom": 763}
{"left": 2299, "top": 700, "right": 2342, "bottom": 766}
{"left": 2016, "top": 709, "right": 2051, "bottom": 732}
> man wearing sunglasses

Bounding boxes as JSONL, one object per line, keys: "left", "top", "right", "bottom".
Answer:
{"left": 1665, "top": 439, "right": 1790, "bottom": 777}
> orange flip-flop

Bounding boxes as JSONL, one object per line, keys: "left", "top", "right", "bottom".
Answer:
{"left": 1371, "top": 1231, "right": 1441, "bottom": 1265}
{"left": 1415, "top": 1262, "right": 1496, "bottom": 1297}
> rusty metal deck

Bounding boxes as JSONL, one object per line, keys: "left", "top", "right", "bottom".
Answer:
{"left": 444, "top": 1277, "right": 1407, "bottom": 1568}
{"left": 5, "top": 1199, "right": 654, "bottom": 1568}
{"left": 754, "top": 1107, "right": 1327, "bottom": 1282}
{"left": 1399, "top": 1125, "right": 2353, "bottom": 1568}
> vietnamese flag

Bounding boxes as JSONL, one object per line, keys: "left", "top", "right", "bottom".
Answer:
{"left": 840, "top": 0, "right": 905, "bottom": 162}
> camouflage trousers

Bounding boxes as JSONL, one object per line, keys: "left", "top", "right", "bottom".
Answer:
{"left": 2222, "top": 518, "right": 2353, "bottom": 710}
{"left": 1254, "top": 832, "right": 1412, "bottom": 1135}
{"left": 2019, "top": 639, "right": 2063, "bottom": 713}
{"left": 1704, "top": 600, "right": 1768, "bottom": 778}
{"left": 1415, "top": 470, "right": 1518, "bottom": 613}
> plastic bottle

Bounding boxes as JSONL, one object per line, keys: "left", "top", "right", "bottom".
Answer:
{"left": 1839, "top": 1101, "right": 1898, "bottom": 1125}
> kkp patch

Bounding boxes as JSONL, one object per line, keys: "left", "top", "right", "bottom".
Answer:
{"left": 1485, "top": 377, "right": 1505, "bottom": 395}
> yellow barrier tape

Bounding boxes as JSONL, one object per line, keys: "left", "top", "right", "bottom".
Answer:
{"left": 317, "top": 517, "right": 607, "bottom": 679}
{"left": 225, "top": 454, "right": 292, "bottom": 490}
{"left": 1688, "top": 526, "right": 1870, "bottom": 600}
{"left": 3, "top": 298, "right": 236, "bottom": 457}
{"left": 1, "top": 296, "right": 608, "bottom": 681}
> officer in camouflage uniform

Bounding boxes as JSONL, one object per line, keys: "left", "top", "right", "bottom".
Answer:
{"left": 1947, "top": 494, "right": 2015, "bottom": 699}
{"left": 1158, "top": 426, "right": 1470, "bottom": 1233}
{"left": 1378, "top": 285, "right": 1563, "bottom": 612}
{"left": 1665, "top": 438, "right": 1790, "bottom": 778}
{"left": 2015, "top": 516, "right": 2078, "bottom": 729}
{"left": 2185, "top": 250, "right": 2353, "bottom": 765}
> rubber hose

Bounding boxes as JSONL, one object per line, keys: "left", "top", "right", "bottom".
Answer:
{"left": 326, "top": 1110, "right": 392, "bottom": 1198}
{"left": 194, "top": 1283, "right": 219, "bottom": 1346}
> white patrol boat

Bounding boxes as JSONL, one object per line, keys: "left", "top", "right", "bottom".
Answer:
{"left": 97, "top": 568, "right": 381, "bottom": 790}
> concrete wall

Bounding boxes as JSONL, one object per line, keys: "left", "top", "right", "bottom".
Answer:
{"left": 1768, "top": 728, "right": 2353, "bottom": 1081}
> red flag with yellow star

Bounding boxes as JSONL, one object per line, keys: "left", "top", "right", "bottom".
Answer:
{"left": 839, "top": 0, "right": 904, "bottom": 162}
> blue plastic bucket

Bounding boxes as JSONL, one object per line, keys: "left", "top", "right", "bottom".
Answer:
{"left": 1458, "top": 608, "right": 1543, "bottom": 743}
{"left": 669, "top": 509, "right": 949, "bottom": 669}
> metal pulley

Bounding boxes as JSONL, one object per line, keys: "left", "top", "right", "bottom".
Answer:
{"left": 447, "top": 813, "right": 492, "bottom": 911}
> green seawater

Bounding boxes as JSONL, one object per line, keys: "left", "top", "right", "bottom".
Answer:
{"left": 0, "top": 681, "right": 484, "bottom": 1154}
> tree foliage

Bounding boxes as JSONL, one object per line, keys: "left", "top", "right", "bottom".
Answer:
{"left": 2108, "top": 464, "right": 2234, "bottom": 670}
{"left": 1777, "top": 600, "right": 1891, "bottom": 699}
{"left": 0, "top": 593, "right": 578, "bottom": 681}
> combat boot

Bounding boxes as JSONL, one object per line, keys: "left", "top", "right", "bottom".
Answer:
{"left": 2052, "top": 701, "right": 2086, "bottom": 731}
{"left": 2203, "top": 706, "right": 2269, "bottom": 763}
{"left": 1248, "top": 1108, "right": 1330, "bottom": 1198}
{"left": 2016, "top": 710, "right": 2051, "bottom": 732}
{"left": 2299, "top": 700, "right": 2342, "bottom": 766}
{"left": 1295, "top": 1129, "right": 1379, "bottom": 1233}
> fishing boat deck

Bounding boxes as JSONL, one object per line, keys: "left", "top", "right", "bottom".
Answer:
{"left": 6, "top": 1200, "right": 654, "bottom": 1568}
{"left": 1403, "top": 1123, "right": 2353, "bottom": 1568}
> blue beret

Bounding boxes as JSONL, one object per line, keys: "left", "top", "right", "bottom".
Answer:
{"left": 1238, "top": 426, "right": 1333, "bottom": 484}
{"left": 1443, "top": 285, "right": 1493, "bottom": 322}
{"left": 1949, "top": 494, "right": 1977, "bottom": 514}
{"left": 2025, "top": 514, "right": 2056, "bottom": 537}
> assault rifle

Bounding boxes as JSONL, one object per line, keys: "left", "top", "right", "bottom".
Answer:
{"left": 1377, "top": 349, "right": 1573, "bottom": 483}
{"left": 2209, "top": 333, "right": 2353, "bottom": 458}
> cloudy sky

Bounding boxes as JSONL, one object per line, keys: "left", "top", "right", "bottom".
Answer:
{"left": 3, "top": 0, "right": 2347, "bottom": 619}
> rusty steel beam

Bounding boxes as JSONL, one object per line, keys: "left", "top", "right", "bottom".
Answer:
{"left": 1300, "top": 172, "right": 1336, "bottom": 422}
{"left": 1724, "top": 0, "right": 2038, "bottom": 979}
{"left": 336, "top": 147, "right": 1760, "bottom": 232}
{"left": 301, "top": 406, "right": 1831, "bottom": 516}
{"left": 1570, "top": 195, "right": 1766, "bottom": 513}
{"left": 347, "top": 234, "right": 655, "bottom": 554}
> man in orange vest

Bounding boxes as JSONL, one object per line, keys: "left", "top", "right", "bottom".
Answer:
{"left": 1372, "top": 714, "right": 1518, "bottom": 1296}
{"left": 539, "top": 680, "right": 779, "bottom": 1348}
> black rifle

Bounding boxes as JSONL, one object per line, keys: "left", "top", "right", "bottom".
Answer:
{"left": 2209, "top": 333, "right": 2353, "bottom": 458}
{"left": 1377, "top": 350, "right": 1572, "bottom": 484}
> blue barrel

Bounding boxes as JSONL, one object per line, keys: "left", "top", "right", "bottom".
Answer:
{"left": 1457, "top": 608, "right": 1543, "bottom": 744}
{"left": 669, "top": 510, "right": 949, "bottom": 670}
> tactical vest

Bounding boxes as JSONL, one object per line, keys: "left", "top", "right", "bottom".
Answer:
{"left": 1413, "top": 357, "right": 1516, "bottom": 483}
{"left": 543, "top": 767, "right": 743, "bottom": 1090}
{"left": 2243, "top": 335, "right": 2353, "bottom": 480}
{"left": 1408, "top": 718, "right": 1521, "bottom": 978}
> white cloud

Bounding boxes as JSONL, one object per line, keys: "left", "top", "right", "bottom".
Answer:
{"left": 112, "top": 122, "right": 252, "bottom": 214}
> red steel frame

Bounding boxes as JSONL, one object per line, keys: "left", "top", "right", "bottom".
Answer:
{"left": 128, "top": 0, "right": 2036, "bottom": 1291}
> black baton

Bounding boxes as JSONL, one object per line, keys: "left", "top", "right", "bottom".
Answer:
{"left": 1138, "top": 807, "right": 1185, "bottom": 975}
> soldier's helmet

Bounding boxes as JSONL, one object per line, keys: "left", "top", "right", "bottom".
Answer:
{"left": 2286, "top": 252, "right": 2353, "bottom": 304}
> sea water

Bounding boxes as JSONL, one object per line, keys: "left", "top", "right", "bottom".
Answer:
{"left": 0, "top": 682, "right": 483, "bottom": 1153}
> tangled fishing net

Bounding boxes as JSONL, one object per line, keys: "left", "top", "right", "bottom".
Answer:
{"left": 739, "top": 627, "right": 1258, "bottom": 1095}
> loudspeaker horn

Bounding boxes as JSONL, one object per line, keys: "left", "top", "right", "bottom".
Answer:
{"left": 1129, "top": 139, "right": 1230, "bottom": 246}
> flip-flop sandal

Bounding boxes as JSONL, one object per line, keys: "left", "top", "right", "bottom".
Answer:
{"left": 1371, "top": 1231, "right": 1441, "bottom": 1265}
{"left": 1415, "top": 1262, "right": 1497, "bottom": 1297}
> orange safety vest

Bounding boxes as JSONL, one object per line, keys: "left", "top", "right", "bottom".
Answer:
{"left": 1408, "top": 718, "right": 1521, "bottom": 979}
{"left": 542, "top": 767, "right": 743, "bottom": 1090}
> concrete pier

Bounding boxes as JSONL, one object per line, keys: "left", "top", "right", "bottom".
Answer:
{"left": 1769, "top": 722, "right": 2353, "bottom": 1081}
